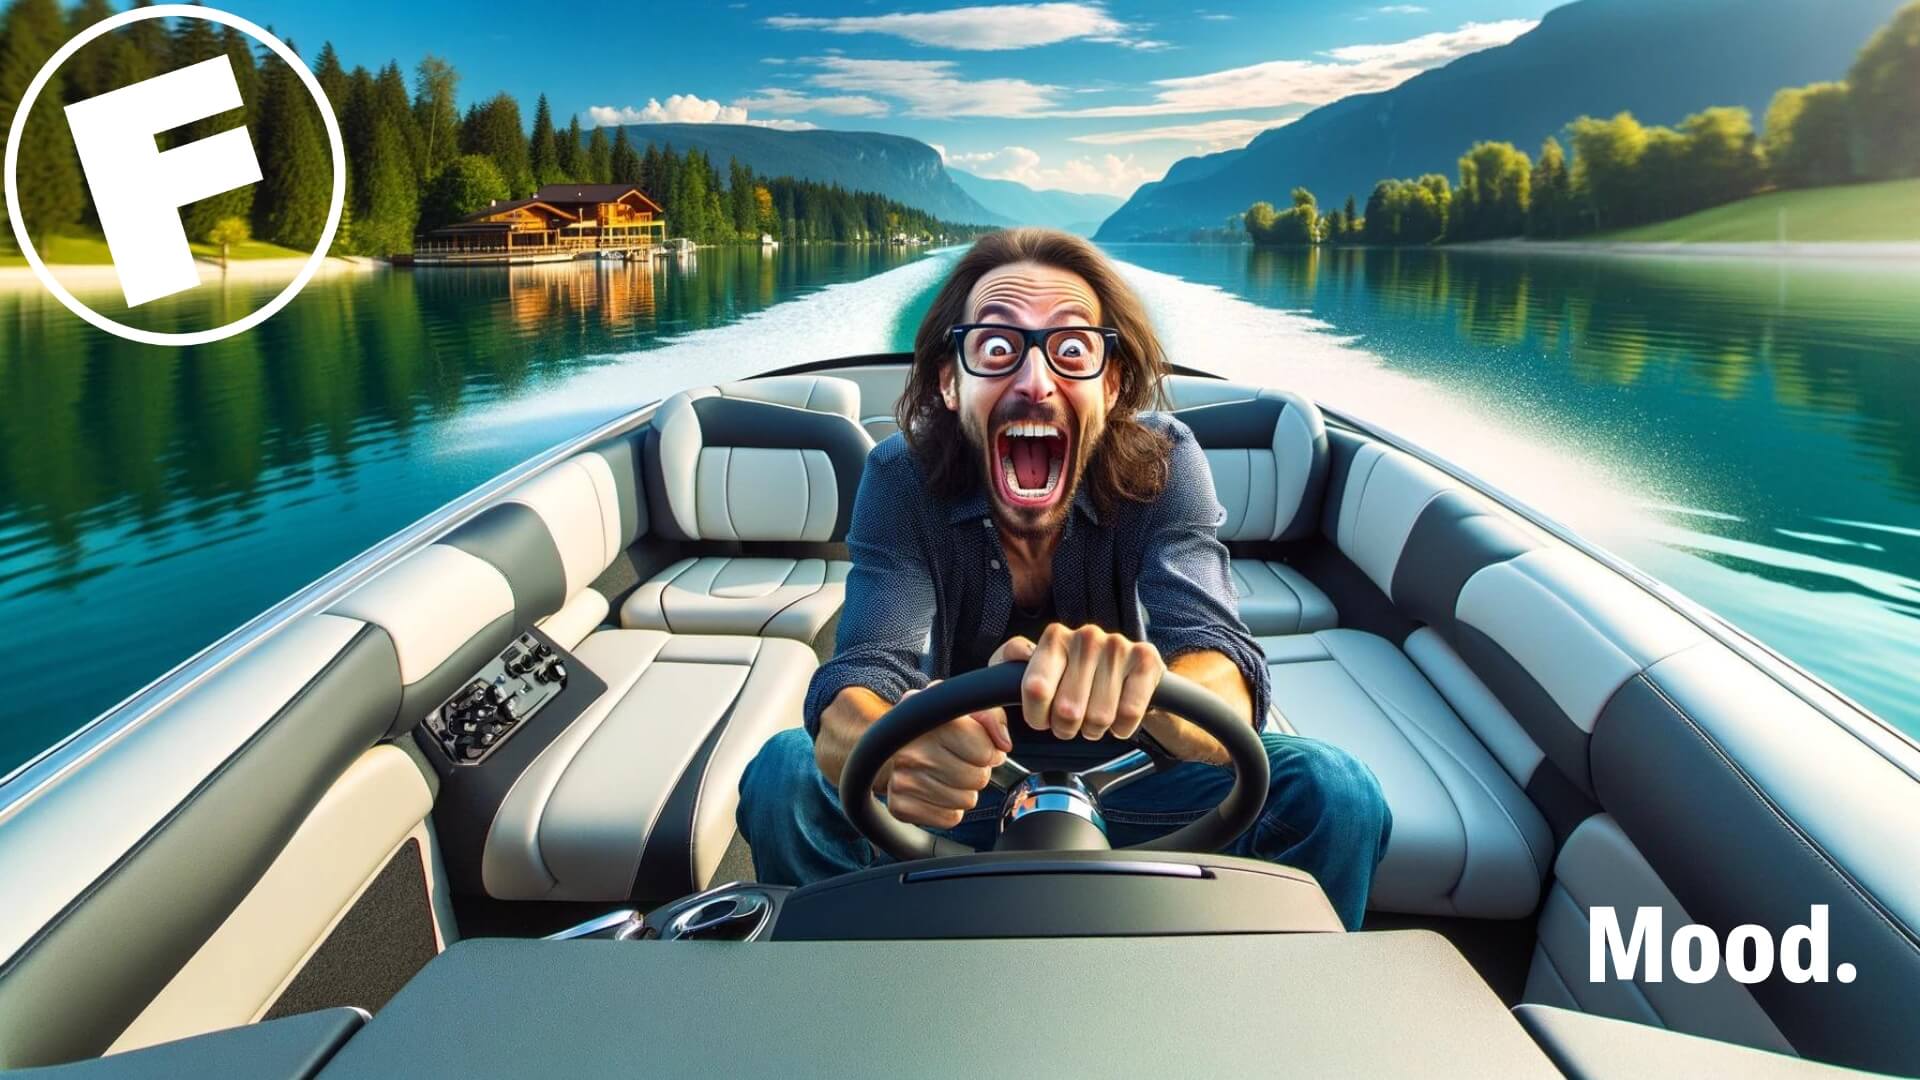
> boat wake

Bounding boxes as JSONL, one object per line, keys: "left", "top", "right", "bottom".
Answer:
{"left": 437, "top": 255, "right": 952, "bottom": 453}
{"left": 1109, "top": 260, "right": 1657, "bottom": 542}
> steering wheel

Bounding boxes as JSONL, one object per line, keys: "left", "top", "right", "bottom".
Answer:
{"left": 838, "top": 662, "right": 1270, "bottom": 863}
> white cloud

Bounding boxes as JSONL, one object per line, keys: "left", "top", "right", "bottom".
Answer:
{"left": 1053, "top": 18, "right": 1535, "bottom": 118}
{"left": 1375, "top": 4, "right": 1428, "bottom": 13}
{"left": 733, "top": 87, "right": 890, "bottom": 116}
{"left": 946, "top": 144, "right": 1154, "bottom": 197}
{"left": 810, "top": 57, "right": 1061, "bottom": 117}
{"left": 1070, "top": 115, "right": 1297, "bottom": 151}
{"left": 1325, "top": 19, "right": 1534, "bottom": 65}
{"left": 766, "top": 2, "right": 1135, "bottom": 50}
{"left": 586, "top": 95, "right": 818, "bottom": 130}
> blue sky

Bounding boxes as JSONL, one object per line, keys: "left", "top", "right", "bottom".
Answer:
{"left": 224, "top": 1, "right": 1557, "bottom": 197}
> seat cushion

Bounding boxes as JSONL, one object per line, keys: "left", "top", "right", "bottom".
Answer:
{"left": 1260, "top": 629, "right": 1552, "bottom": 918}
{"left": 621, "top": 556, "right": 848, "bottom": 643}
{"left": 1231, "top": 559, "right": 1335, "bottom": 636}
{"left": 481, "top": 631, "right": 813, "bottom": 901}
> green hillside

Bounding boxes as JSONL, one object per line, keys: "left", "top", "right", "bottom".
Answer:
{"left": 1591, "top": 178, "right": 1920, "bottom": 242}
{"left": 1097, "top": 0, "right": 1910, "bottom": 241}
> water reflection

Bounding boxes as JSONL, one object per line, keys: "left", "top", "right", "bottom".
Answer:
{"left": 0, "top": 244, "right": 923, "bottom": 772}
{"left": 1115, "top": 243, "right": 1920, "bottom": 736}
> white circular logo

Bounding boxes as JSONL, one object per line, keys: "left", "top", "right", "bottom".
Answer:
{"left": 2, "top": 4, "right": 346, "bottom": 347}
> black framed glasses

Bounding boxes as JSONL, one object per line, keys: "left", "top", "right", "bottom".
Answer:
{"left": 949, "top": 323, "right": 1119, "bottom": 380}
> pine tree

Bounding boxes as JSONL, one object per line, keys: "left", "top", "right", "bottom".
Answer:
{"left": 529, "top": 93, "right": 562, "bottom": 188}
{"left": 63, "top": 0, "right": 120, "bottom": 102}
{"left": 460, "top": 93, "right": 532, "bottom": 196}
{"left": 123, "top": 0, "right": 171, "bottom": 83}
{"left": 610, "top": 126, "right": 641, "bottom": 184}
{"left": 556, "top": 115, "right": 583, "bottom": 182}
{"left": 341, "top": 68, "right": 377, "bottom": 252}
{"left": 374, "top": 62, "right": 421, "bottom": 181}
{"left": 585, "top": 126, "right": 612, "bottom": 184}
{"left": 639, "top": 143, "right": 663, "bottom": 197}
{"left": 729, "top": 157, "right": 755, "bottom": 237}
{"left": 220, "top": 25, "right": 260, "bottom": 120}
{"left": 253, "top": 46, "right": 333, "bottom": 250}
{"left": 312, "top": 42, "right": 348, "bottom": 111}
{"left": 0, "top": 0, "right": 84, "bottom": 245}
{"left": 358, "top": 109, "right": 419, "bottom": 254}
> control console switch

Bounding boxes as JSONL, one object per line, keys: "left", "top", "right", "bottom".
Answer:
{"left": 425, "top": 630, "right": 572, "bottom": 766}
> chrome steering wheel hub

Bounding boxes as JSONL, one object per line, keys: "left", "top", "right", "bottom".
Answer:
{"left": 1000, "top": 770, "right": 1107, "bottom": 837}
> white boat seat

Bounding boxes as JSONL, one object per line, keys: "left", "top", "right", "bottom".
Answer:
{"left": 1174, "top": 387, "right": 1337, "bottom": 635}
{"left": 622, "top": 556, "right": 848, "bottom": 641}
{"left": 1261, "top": 628, "right": 1552, "bottom": 919}
{"left": 637, "top": 377, "right": 871, "bottom": 643}
{"left": 1176, "top": 387, "right": 1328, "bottom": 546}
{"left": 480, "top": 630, "right": 813, "bottom": 902}
{"left": 1231, "top": 559, "right": 1336, "bottom": 636}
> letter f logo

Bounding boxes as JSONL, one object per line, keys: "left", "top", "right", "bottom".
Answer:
{"left": 64, "top": 57, "right": 263, "bottom": 308}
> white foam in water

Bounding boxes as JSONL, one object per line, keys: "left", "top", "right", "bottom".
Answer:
{"left": 1109, "top": 261, "right": 1656, "bottom": 540}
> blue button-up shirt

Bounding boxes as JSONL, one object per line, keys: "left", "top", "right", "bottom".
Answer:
{"left": 803, "top": 413, "right": 1272, "bottom": 738}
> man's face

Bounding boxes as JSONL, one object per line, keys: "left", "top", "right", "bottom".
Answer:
{"left": 941, "top": 261, "right": 1120, "bottom": 540}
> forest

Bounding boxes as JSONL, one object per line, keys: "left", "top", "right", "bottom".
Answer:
{"left": 0, "top": 0, "right": 987, "bottom": 260}
{"left": 1240, "top": 0, "right": 1919, "bottom": 247}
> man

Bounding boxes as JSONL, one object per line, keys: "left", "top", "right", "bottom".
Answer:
{"left": 737, "top": 228, "right": 1390, "bottom": 928}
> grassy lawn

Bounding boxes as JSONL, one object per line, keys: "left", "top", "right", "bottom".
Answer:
{"left": 1592, "top": 178, "right": 1920, "bottom": 243}
{"left": 1, "top": 230, "right": 308, "bottom": 266}
{"left": 187, "top": 238, "right": 308, "bottom": 261}
{"left": 0, "top": 232, "right": 116, "bottom": 266}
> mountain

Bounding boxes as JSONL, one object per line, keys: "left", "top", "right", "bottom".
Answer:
{"left": 1095, "top": 0, "right": 1909, "bottom": 241}
{"left": 945, "top": 170, "right": 1123, "bottom": 235}
{"left": 612, "top": 124, "right": 1009, "bottom": 227}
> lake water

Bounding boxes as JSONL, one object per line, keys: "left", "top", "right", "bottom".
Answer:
{"left": 0, "top": 246, "right": 944, "bottom": 776}
{"left": 1106, "top": 244, "right": 1919, "bottom": 742}
{"left": 2, "top": 241, "right": 1915, "bottom": 776}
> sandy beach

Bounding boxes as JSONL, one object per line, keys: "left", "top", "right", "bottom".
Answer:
{"left": 0, "top": 254, "right": 382, "bottom": 294}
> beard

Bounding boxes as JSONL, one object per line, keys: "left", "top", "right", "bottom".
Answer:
{"left": 960, "top": 395, "right": 1105, "bottom": 542}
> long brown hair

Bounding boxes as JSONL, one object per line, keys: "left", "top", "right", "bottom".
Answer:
{"left": 897, "top": 228, "right": 1170, "bottom": 516}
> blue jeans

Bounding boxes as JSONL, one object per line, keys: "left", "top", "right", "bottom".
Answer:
{"left": 736, "top": 727, "right": 1392, "bottom": 930}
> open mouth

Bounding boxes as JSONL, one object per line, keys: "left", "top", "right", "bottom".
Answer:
{"left": 993, "top": 420, "right": 1070, "bottom": 509}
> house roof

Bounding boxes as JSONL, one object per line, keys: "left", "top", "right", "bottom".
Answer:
{"left": 458, "top": 199, "right": 580, "bottom": 225}
{"left": 534, "top": 183, "right": 664, "bottom": 214}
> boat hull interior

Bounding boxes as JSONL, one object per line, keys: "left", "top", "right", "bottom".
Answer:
{"left": 0, "top": 357, "right": 1915, "bottom": 1077}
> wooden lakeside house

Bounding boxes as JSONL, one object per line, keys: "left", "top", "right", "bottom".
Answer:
{"left": 413, "top": 183, "right": 668, "bottom": 265}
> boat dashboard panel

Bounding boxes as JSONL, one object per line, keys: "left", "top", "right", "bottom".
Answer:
{"left": 309, "top": 932, "right": 1562, "bottom": 1078}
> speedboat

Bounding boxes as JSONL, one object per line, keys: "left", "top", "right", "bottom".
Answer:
{"left": 1, "top": 357, "right": 1914, "bottom": 1077}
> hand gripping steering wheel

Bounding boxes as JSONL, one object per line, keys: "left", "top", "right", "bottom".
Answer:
{"left": 838, "top": 662, "right": 1270, "bottom": 862}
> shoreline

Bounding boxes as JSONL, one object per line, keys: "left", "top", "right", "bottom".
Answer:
{"left": 1446, "top": 238, "right": 1920, "bottom": 262}
{"left": 1126, "top": 239, "right": 1920, "bottom": 262}
{"left": 0, "top": 255, "right": 382, "bottom": 293}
